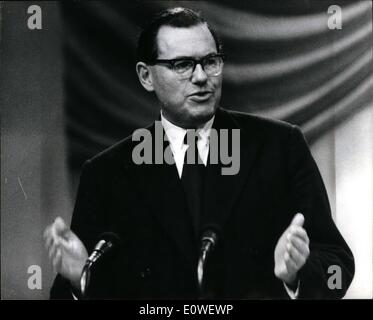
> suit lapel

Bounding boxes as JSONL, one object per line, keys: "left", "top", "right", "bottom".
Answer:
{"left": 123, "top": 123, "right": 198, "bottom": 267}
{"left": 202, "top": 108, "right": 261, "bottom": 235}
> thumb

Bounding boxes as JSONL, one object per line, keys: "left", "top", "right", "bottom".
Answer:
{"left": 54, "top": 217, "right": 70, "bottom": 238}
{"left": 290, "top": 212, "right": 304, "bottom": 227}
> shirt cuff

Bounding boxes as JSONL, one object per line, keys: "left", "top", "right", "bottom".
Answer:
{"left": 283, "top": 280, "right": 300, "bottom": 299}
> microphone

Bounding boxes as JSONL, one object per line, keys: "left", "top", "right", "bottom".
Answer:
{"left": 80, "top": 232, "right": 121, "bottom": 298}
{"left": 86, "top": 232, "right": 121, "bottom": 265}
{"left": 200, "top": 229, "right": 218, "bottom": 255}
{"left": 197, "top": 226, "right": 219, "bottom": 298}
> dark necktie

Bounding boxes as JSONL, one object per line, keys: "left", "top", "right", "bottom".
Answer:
{"left": 181, "top": 131, "right": 205, "bottom": 236}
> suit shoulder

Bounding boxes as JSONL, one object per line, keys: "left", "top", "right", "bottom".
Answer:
{"left": 221, "top": 108, "right": 297, "bottom": 136}
{"left": 85, "top": 123, "right": 153, "bottom": 169}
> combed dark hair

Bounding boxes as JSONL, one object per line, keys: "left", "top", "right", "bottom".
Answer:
{"left": 137, "top": 7, "right": 223, "bottom": 63}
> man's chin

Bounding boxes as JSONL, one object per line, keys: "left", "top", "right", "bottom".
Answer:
{"left": 187, "top": 106, "right": 216, "bottom": 127}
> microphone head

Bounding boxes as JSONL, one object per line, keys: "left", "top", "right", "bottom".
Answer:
{"left": 93, "top": 232, "right": 122, "bottom": 254}
{"left": 200, "top": 224, "right": 220, "bottom": 247}
{"left": 99, "top": 232, "right": 122, "bottom": 247}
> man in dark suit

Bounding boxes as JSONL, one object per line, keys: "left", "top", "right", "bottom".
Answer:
{"left": 44, "top": 7, "right": 354, "bottom": 299}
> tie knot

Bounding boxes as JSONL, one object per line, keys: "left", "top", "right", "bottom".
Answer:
{"left": 183, "top": 130, "right": 203, "bottom": 165}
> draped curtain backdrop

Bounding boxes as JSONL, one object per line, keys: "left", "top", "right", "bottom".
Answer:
{"left": 61, "top": 0, "right": 373, "bottom": 176}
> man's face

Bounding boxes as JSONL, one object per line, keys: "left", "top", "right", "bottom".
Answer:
{"left": 150, "top": 23, "right": 223, "bottom": 128}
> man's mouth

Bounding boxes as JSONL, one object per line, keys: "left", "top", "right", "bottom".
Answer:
{"left": 189, "top": 91, "right": 213, "bottom": 101}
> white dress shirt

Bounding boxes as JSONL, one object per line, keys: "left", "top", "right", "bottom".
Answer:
{"left": 161, "top": 112, "right": 214, "bottom": 178}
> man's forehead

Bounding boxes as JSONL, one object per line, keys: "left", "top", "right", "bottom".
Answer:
{"left": 156, "top": 24, "right": 217, "bottom": 59}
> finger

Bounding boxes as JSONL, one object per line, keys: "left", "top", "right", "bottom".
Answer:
{"left": 43, "top": 225, "right": 51, "bottom": 240}
{"left": 54, "top": 217, "right": 69, "bottom": 238}
{"left": 52, "top": 248, "right": 62, "bottom": 274}
{"left": 44, "top": 226, "right": 55, "bottom": 249}
{"left": 290, "top": 213, "right": 304, "bottom": 227}
{"left": 48, "top": 220, "right": 66, "bottom": 249}
{"left": 48, "top": 242, "right": 59, "bottom": 261}
{"left": 46, "top": 226, "right": 61, "bottom": 251}
{"left": 284, "top": 251, "right": 298, "bottom": 275}
{"left": 54, "top": 218, "right": 75, "bottom": 246}
{"left": 44, "top": 233, "right": 53, "bottom": 251}
{"left": 44, "top": 220, "right": 60, "bottom": 239}
{"left": 289, "top": 234, "right": 310, "bottom": 257}
{"left": 287, "top": 242, "right": 306, "bottom": 269}
{"left": 289, "top": 226, "right": 310, "bottom": 245}
{"left": 45, "top": 235, "right": 58, "bottom": 253}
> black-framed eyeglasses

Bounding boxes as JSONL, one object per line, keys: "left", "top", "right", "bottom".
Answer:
{"left": 149, "top": 53, "right": 227, "bottom": 79}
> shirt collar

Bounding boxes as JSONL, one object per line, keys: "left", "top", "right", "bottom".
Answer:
{"left": 160, "top": 111, "right": 215, "bottom": 151}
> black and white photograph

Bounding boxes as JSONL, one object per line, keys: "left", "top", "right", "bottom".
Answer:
{"left": 1, "top": 0, "right": 372, "bottom": 304}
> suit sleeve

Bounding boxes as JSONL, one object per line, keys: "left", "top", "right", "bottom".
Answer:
{"left": 287, "top": 126, "right": 355, "bottom": 299}
{"left": 50, "top": 160, "right": 105, "bottom": 299}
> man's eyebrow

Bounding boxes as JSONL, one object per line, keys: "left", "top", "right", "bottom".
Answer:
{"left": 166, "top": 55, "right": 192, "bottom": 60}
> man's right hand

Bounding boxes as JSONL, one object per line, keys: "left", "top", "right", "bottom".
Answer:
{"left": 44, "top": 217, "right": 88, "bottom": 290}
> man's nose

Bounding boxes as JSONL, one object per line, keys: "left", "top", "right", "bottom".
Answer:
{"left": 191, "top": 63, "right": 208, "bottom": 84}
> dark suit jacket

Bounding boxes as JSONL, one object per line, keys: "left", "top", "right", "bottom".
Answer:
{"left": 50, "top": 108, "right": 354, "bottom": 299}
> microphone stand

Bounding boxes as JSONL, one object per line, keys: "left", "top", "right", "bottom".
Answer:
{"left": 197, "top": 244, "right": 209, "bottom": 298}
{"left": 197, "top": 231, "right": 217, "bottom": 299}
{"left": 80, "top": 261, "right": 92, "bottom": 299}
{"left": 79, "top": 238, "right": 116, "bottom": 299}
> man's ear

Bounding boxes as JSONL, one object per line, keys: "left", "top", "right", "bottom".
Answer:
{"left": 136, "top": 62, "right": 155, "bottom": 92}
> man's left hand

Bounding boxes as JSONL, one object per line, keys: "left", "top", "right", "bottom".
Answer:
{"left": 274, "top": 213, "right": 310, "bottom": 286}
